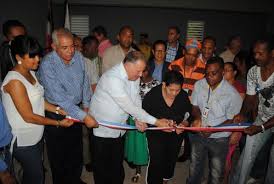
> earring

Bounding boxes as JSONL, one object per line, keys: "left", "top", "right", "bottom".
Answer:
{"left": 18, "top": 61, "right": 22, "bottom": 65}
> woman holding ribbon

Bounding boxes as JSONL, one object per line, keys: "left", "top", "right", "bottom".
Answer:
{"left": 1, "top": 35, "right": 73, "bottom": 184}
{"left": 143, "top": 70, "right": 192, "bottom": 184}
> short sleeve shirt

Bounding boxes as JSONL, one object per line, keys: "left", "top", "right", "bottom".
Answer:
{"left": 246, "top": 66, "right": 274, "bottom": 125}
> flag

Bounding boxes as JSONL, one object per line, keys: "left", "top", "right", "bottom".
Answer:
{"left": 45, "top": 0, "right": 53, "bottom": 53}
{"left": 64, "top": 0, "right": 70, "bottom": 30}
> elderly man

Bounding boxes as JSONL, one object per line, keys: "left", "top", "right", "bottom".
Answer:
{"left": 230, "top": 37, "right": 274, "bottom": 184}
{"left": 38, "top": 28, "right": 98, "bottom": 184}
{"left": 188, "top": 56, "right": 243, "bottom": 184}
{"left": 90, "top": 51, "right": 172, "bottom": 184}
{"left": 102, "top": 25, "right": 135, "bottom": 73}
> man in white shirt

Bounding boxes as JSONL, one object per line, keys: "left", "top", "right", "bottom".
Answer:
{"left": 230, "top": 37, "right": 274, "bottom": 184}
{"left": 219, "top": 35, "right": 242, "bottom": 63}
{"left": 90, "top": 51, "right": 173, "bottom": 184}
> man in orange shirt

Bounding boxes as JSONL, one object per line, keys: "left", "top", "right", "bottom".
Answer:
{"left": 169, "top": 38, "right": 205, "bottom": 97}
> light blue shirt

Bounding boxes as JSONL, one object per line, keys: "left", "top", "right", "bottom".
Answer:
{"left": 191, "top": 78, "right": 243, "bottom": 138}
{"left": 0, "top": 101, "right": 12, "bottom": 171}
{"left": 38, "top": 51, "right": 91, "bottom": 120}
{"left": 152, "top": 62, "right": 164, "bottom": 82}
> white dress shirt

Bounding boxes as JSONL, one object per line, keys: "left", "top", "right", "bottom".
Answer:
{"left": 191, "top": 78, "right": 243, "bottom": 138}
{"left": 90, "top": 62, "right": 157, "bottom": 138}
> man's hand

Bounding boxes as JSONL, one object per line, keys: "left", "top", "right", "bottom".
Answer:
{"left": 0, "top": 170, "right": 16, "bottom": 184}
{"left": 176, "top": 121, "right": 189, "bottom": 134}
{"left": 191, "top": 119, "right": 202, "bottom": 127}
{"left": 83, "top": 107, "right": 89, "bottom": 113}
{"left": 201, "top": 131, "right": 212, "bottom": 138}
{"left": 229, "top": 132, "right": 242, "bottom": 145}
{"left": 155, "top": 119, "right": 174, "bottom": 132}
{"left": 135, "top": 120, "right": 147, "bottom": 132}
{"left": 83, "top": 114, "right": 99, "bottom": 128}
{"left": 59, "top": 119, "right": 74, "bottom": 127}
{"left": 244, "top": 125, "right": 262, "bottom": 136}
{"left": 233, "top": 113, "right": 246, "bottom": 124}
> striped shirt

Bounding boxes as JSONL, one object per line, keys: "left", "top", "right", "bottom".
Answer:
{"left": 38, "top": 51, "right": 91, "bottom": 121}
{"left": 169, "top": 57, "right": 205, "bottom": 96}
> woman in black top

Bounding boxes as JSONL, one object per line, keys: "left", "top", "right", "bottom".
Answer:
{"left": 143, "top": 70, "right": 192, "bottom": 184}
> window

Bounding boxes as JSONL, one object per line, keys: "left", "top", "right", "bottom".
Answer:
{"left": 186, "top": 20, "right": 205, "bottom": 42}
{"left": 71, "top": 15, "right": 89, "bottom": 38}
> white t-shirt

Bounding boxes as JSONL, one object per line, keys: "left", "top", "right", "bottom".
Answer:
{"left": 246, "top": 66, "right": 274, "bottom": 125}
{"left": 1, "top": 71, "right": 44, "bottom": 147}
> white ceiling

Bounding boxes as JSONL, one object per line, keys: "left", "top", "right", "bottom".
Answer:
{"left": 52, "top": 0, "right": 273, "bottom": 13}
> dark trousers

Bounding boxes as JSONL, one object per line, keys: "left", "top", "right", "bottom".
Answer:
{"left": 44, "top": 111, "right": 83, "bottom": 184}
{"left": 92, "top": 135, "right": 125, "bottom": 184}
{"left": 13, "top": 140, "right": 44, "bottom": 184}
{"left": 146, "top": 131, "right": 183, "bottom": 184}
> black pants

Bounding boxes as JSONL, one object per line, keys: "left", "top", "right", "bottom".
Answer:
{"left": 44, "top": 111, "right": 83, "bottom": 184}
{"left": 92, "top": 135, "right": 125, "bottom": 184}
{"left": 146, "top": 131, "right": 184, "bottom": 184}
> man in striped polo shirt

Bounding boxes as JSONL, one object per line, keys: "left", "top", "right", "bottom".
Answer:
{"left": 169, "top": 38, "right": 205, "bottom": 97}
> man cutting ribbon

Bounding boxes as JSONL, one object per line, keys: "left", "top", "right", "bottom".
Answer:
{"left": 89, "top": 51, "right": 172, "bottom": 184}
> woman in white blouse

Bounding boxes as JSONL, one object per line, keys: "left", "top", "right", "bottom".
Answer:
{"left": 1, "top": 35, "right": 73, "bottom": 184}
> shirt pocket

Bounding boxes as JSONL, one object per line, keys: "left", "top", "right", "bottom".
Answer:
{"left": 210, "top": 97, "right": 228, "bottom": 120}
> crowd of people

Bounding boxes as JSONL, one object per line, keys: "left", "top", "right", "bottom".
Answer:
{"left": 0, "top": 19, "right": 274, "bottom": 184}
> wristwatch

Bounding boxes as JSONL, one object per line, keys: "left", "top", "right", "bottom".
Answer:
{"left": 55, "top": 106, "right": 60, "bottom": 114}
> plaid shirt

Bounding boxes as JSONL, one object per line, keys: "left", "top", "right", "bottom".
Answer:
{"left": 165, "top": 42, "right": 179, "bottom": 63}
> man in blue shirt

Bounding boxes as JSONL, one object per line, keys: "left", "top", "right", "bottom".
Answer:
{"left": 188, "top": 57, "right": 242, "bottom": 184}
{"left": 0, "top": 101, "right": 14, "bottom": 184}
{"left": 38, "top": 28, "right": 98, "bottom": 184}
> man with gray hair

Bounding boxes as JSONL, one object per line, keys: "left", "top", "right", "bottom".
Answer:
{"left": 90, "top": 51, "right": 173, "bottom": 184}
{"left": 38, "top": 28, "right": 98, "bottom": 184}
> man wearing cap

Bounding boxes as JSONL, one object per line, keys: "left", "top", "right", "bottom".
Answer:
{"left": 169, "top": 38, "right": 206, "bottom": 162}
{"left": 169, "top": 38, "right": 205, "bottom": 97}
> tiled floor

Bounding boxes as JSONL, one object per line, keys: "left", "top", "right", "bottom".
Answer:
{"left": 44, "top": 147, "right": 190, "bottom": 184}
{"left": 45, "top": 160, "right": 190, "bottom": 184}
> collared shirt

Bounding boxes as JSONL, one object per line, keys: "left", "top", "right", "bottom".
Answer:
{"left": 198, "top": 53, "right": 215, "bottom": 64}
{"left": 102, "top": 44, "right": 134, "bottom": 73}
{"left": 191, "top": 78, "right": 243, "bottom": 138}
{"left": 98, "top": 39, "right": 112, "bottom": 58}
{"left": 38, "top": 51, "right": 91, "bottom": 121}
{"left": 165, "top": 41, "right": 179, "bottom": 63}
{"left": 219, "top": 49, "right": 235, "bottom": 63}
{"left": 84, "top": 56, "right": 100, "bottom": 86}
{"left": 90, "top": 62, "right": 157, "bottom": 138}
{"left": 0, "top": 101, "right": 12, "bottom": 171}
{"left": 152, "top": 62, "right": 164, "bottom": 82}
{"left": 169, "top": 57, "right": 205, "bottom": 96}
